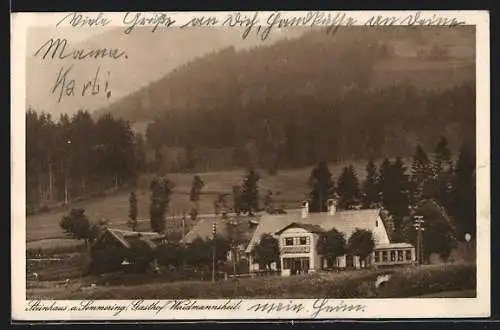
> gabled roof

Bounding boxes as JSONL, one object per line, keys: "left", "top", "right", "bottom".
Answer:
{"left": 180, "top": 215, "right": 259, "bottom": 244}
{"left": 274, "top": 222, "right": 326, "bottom": 235}
{"left": 376, "top": 242, "right": 414, "bottom": 249}
{"left": 95, "top": 227, "right": 166, "bottom": 249}
{"left": 245, "top": 208, "right": 388, "bottom": 253}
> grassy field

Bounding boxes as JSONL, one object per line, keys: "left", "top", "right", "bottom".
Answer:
{"left": 26, "top": 162, "right": 371, "bottom": 247}
{"left": 26, "top": 263, "right": 476, "bottom": 300}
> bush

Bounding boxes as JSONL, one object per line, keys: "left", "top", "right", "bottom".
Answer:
{"left": 26, "top": 244, "right": 87, "bottom": 258}
{"left": 156, "top": 243, "right": 184, "bottom": 268}
{"left": 376, "top": 264, "right": 476, "bottom": 298}
{"left": 89, "top": 247, "right": 127, "bottom": 274}
{"left": 126, "top": 240, "right": 156, "bottom": 273}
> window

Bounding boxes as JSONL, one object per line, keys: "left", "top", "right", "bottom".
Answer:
{"left": 405, "top": 250, "right": 412, "bottom": 261}
{"left": 390, "top": 251, "right": 396, "bottom": 261}
{"left": 283, "top": 258, "right": 291, "bottom": 269}
{"left": 285, "top": 238, "right": 294, "bottom": 246}
{"left": 397, "top": 250, "right": 404, "bottom": 261}
{"left": 299, "top": 237, "right": 307, "bottom": 245}
{"left": 374, "top": 252, "right": 380, "bottom": 263}
{"left": 382, "top": 251, "right": 388, "bottom": 262}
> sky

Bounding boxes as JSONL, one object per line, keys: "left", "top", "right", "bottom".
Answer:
{"left": 25, "top": 26, "right": 305, "bottom": 118}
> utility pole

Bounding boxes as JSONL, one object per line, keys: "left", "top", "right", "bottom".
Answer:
{"left": 212, "top": 220, "right": 217, "bottom": 282}
{"left": 413, "top": 215, "right": 425, "bottom": 265}
{"left": 64, "top": 139, "right": 72, "bottom": 205}
{"left": 182, "top": 211, "right": 186, "bottom": 238}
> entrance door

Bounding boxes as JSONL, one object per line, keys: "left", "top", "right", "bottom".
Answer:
{"left": 292, "top": 259, "right": 301, "bottom": 275}
{"left": 301, "top": 258, "right": 310, "bottom": 274}
{"left": 290, "top": 258, "right": 309, "bottom": 275}
{"left": 346, "top": 255, "right": 354, "bottom": 269}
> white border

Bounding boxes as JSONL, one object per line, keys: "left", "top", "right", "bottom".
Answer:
{"left": 11, "top": 10, "right": 490, "bottom": 321}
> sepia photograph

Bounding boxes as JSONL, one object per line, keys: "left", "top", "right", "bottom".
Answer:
{"left": 11, "top": 11, "right": 490, "bottom": 320}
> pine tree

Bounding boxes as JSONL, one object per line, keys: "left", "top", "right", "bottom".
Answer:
{"left": 410, "top": 145, "right": 433, "bottom": 205}
{"left": 149, "top": 176, "right": 173, "bottom": 233}
{"left": 189, "top": 174, "right": 205, "bottom": 203}
{"left": 380, "top": 157, "right": 410, "bottom": 238}
{"left": 241, "top": 168, "right": 260, "bottom": 215}
{"left": 309, "top": 161, "right": 335, "bottom": 213}
{"left": 232, "top": 185, "right": 243, "bottom": 215}
{"left": 431, "top": 137, "right": 454, "bottom": 209}
{"left": 378, "top": 158, "right": 391, "bottom": 209}
{"left": 337, "top": 165, "right": 361, "bottom": 210}
{"left": 128, "top": 191, "right": 138, "bottom": 231}
{"left": 432, "top": 137, "right": 453, "bottom": 175}
{"left": 451, "top": 142, "right": 476, "bottom": 237}
{"left": 264, "top": 190, "right": 274, "bottom": 213}
{"left": 392, "top": 157, "right": 411, "bottom": 218}
{"left": 361, "top": 159, "right": 380, "bottom": 208}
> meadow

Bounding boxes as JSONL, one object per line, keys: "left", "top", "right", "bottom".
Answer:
{"left": 26, "top": 263, "right": 476, "bottom": 300}
{"left": 26, "top": 162, "right": 370, "bottom": 248}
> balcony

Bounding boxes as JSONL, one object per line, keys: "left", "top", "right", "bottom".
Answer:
{"left": 281, "top": 246, "right": 310, "bottom": 254}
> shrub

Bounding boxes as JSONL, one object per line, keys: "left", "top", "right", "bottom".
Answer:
{"left": 156, "top": 243, "right": 184, "bottom": 268}
{"left": 89, "top": 246, "right": 127, "bottom": 274}
{"left": 126, "top": 240, "right": 156, "bottom": 273}
{"left": 376, "top": 264, "right": 476, "bottom": 298}
{"left": 26, "top": 244, "right": 87, "bottom": 258}
{"left": 38, "top": 205, "right": 51, "bottom": 213}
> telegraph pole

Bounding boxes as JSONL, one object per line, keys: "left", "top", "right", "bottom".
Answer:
{"left": 212, "top": 220, "right": 217, "bottom": 282}
{"left": 413, "top": 215, "right": 425, "bottom": 265}
{"left": 182, "top": 211, "right": 186, "bottom": 238}
{"left": 64, "top": 139, "right": 72, "bottom": 205}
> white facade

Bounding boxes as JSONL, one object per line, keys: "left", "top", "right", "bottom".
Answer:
{"left": 278, "top": 227, "right": 320, "bottom": 275}
{"left": 246, "top": 207, "right": 416, "bottom": 276}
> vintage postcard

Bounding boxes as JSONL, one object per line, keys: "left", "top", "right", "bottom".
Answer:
{"left": 11, "top": 10, "right": 490, "bottom": 321}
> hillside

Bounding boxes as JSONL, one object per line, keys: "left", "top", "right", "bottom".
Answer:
{"left": 26, "top": 161, "right": 369, "bottom": 244}
{"left": 27, "top": 27, "right": 303, "bottom": 118}
{"left": 94, "top": 26, "right": 475, "bottom": 124}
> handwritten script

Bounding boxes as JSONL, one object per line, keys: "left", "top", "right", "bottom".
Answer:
{"left": 25, "top": 299, "right": 367, "bottom": 318}
{"left": 31, "top": 11, "right": 467, "bottom": 107}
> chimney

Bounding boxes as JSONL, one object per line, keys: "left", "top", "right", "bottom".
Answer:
{"left": 301, "top": 201, "right": 309, "bottom": 218}
{"left": 327, "top": 199, "right": 336, "bottom": 215}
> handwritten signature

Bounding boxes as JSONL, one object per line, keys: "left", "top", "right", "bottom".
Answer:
{"left": 33, "top": 38, "right": 127, "bottom": 61}
{"left": 56, "top": 12, "right": 111, "bottom": 28}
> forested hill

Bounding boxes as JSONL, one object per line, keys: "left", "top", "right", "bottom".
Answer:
{"left": 94, "top": 26, "right": 475, "bottom": 171}
{"left": 95, "top": 26, "right": 474, "bottom": 123}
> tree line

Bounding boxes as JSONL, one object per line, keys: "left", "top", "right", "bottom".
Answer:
{"left": 60, "top": 136, "right": 473, "bottom": 272}
{"left": 26, "top": 109, "right": 146, "bottom": 212}
{"left": 306, "top": 137, "right": 474, "bottom": 261}
{"left": 131, "top": 135, "right": 474, "bottom": 245}
{"left": 145, "top": 82, "right": 474, "bottom": 174}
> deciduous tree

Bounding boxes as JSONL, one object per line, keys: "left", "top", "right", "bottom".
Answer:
{"left": 128, "top": 191, "right": 138, "bottom": 231}
{"left": 317, "top": 228, "right": 346, "bottom": 268}
{"left": 190, "top": 174, "right": 205, "bottom": 203}
{"left": 252, "top": 234, "right": 280, "bottom": 271}
{"left": 149, "top": 176, "right": 173, "bottom": 233}
{"left": 241, "top": 168, "right": 260, "bottom": 215}
{"left": 347, "top": 229, "right": 375, "bottom": 268}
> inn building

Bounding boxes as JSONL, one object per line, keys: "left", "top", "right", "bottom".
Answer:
{"left": 245, "top": 200, "right": 416, "bottom": 276}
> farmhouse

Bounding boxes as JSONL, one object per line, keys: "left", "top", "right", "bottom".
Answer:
{"left": 245, "top": 200, "right": 416, "bottom": 276}
{"left": 92, "top": 227, "right": 168, "bottom": 251}
{"left": 180, "top": 214, "right": 260, "bottom": 263}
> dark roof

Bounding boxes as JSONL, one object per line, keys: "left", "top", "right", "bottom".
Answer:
{"left": 95, "top": 228, "right": 167, "bottom": 249}
{"left": 180, "top": 215, "right": 260, "bottom": 244}
{"left": 246, "top": 208, "right": 390, "bottom": 253}
{"left": 274, "top": 222, "right": 326, "bottom": 235}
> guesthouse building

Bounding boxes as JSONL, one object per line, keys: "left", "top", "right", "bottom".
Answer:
{"left": 245, "top": 200, "right": 416, "bottom": 276}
